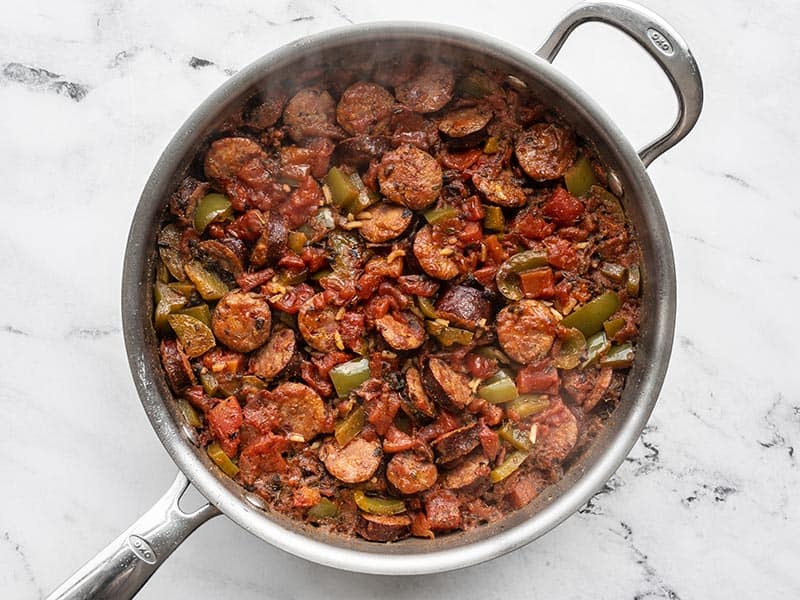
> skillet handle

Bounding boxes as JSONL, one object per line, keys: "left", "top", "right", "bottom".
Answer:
{"left": 536, "top": 0, "right": 703, "bottom": 167}
{"left": 46, "top": 472, "right": 220, "bottom": 600}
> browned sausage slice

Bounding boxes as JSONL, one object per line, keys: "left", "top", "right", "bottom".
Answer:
{"left": 320, "top": 436, "right": 383, "bottom": 483}
{"left": 270, "top": 382, "right": 326, "bottom": 441}
{"left": 424, "top": 358, "right": 473, "bottom": 410}
{"left": 358, "top": 203, "right": 413, "bottom": 243}
{"left": 387, "top": 452, "right": 438, "bottom": 494}
{"left": 196, "top": 239, "right": 245, "bottom": 277}
{"left": 243, "top": 90, "right": 287, "bottom": 129}
{"left": 441, "top": 453, "right": 490, "bottom": 491}
{"left": 333, "top": 135, "right": 394, "bottom": 168}
{"left": 405, "top": 366, "right": 436, "bottom": 418}
{"left": 160, "top": 338, "right": 196, "bottom": 393}
{"left": 534, "top": 402, "right": 578, "bottom": 472}
{"left": 250, "top": 214, "right": 288, "bottom": 268}
{"left": 169, "top": 177, "right": 210, "bottom": 226}
{"left": 496, "top": 299, "right": 557, "bottom": 364}
{"left": 515, "top": 123, "right": 577, "bottom": 181}
{"left": 438, "top": 105, "right": 492, "bottom": 138}
{"left": 249, "top": 328, "right": 296, "bottom": 380}
{"left": 283, "top": 87, "right": 340, "bottom": 142}
{"left": 473, "top": 169, "right": 528, "bottom": 208}
{"left": 336, "top": 81, "right": 395, "bottom": 136}
{"left": 204, "top": 137, "right": 273, "bottom": 198}
{"left": 395, "top": 61, "right": 455, "bottom": 113}
{"left": 211, "top": 291, "right": 272, "bottom": 353}
{"left": 356, "top": 513, "right": 411, "bottom": 542}
{"left": 297, "top": 293, "right": 340, "bottom": 352}
{"left": 435, "top": 285, "right": 492, "bottom": 330}
{"left": 377, "top": 144, "right": 442, "bottom": 210}
{"left": 375, "top": 311, "right": 426, "bottom": 350}
{"left": 432, "top": 423, "right": 481, "bottom": 464}
{"left": 413, "top": 224, "right": 459, "bottom": 280}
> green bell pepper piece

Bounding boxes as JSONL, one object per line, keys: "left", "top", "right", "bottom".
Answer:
{"left": 194, "top": 193, "right": 232, "bottom": 233}
{"left": 207, "top": 442, "right": 239, "bottom": 478}
{"left": 489, "top": 450, "right": 529, "bottom": 483}
{"left": 581, "top": 331, "right": 611, "bottom": 368}
{"left": 184, "top": 260, "right": 229, "bottom": 301}
{"left": 307, "top": 498, "right": 339, "bottom": 521}
{"left": 334, "top": 406, "right": 366, "bottom": 446}
{"left": 483, "top": 205, "right": 505, "bottom": 231}
{"left": 353, "top": 490, "right": 406, "bottom": 515}
{"left": 179, "top": 304, "right": 212, "bottom": 329}
{"left": 478, "top": 376, "right": 518, "bottom": 404}
{"left": 496, "top": 250, "right": 549, "bottom": 301}
{"left": 498, "top": 422, "right": 532, "bottom": 451}
{"left": 564, "top": 155, "right": 595, "bottom": 197}
{"left": 600, "top": 343, "right": 635, "bottom": 368}
{"left": 330, "top": 358, "right": 371, "bottom": 399}
{"left": 506, "top": 395, "right": 550, "bottom": 419}
{"left": 560, "top": 291, "right": 619, "bottom": 337}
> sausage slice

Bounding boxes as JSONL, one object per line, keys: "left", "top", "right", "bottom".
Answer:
{"left": 435, "top": 285, "right": 492, "bottom": 330}
{"left": 283, "top": 87, "right": 341, "bottom": 142}
{"left": 378, "top": 144, "right": 442, "bottom": 210}
{"left": 405, "top": 366, "right": 436, "bottom": 418}
{"left": 336, "top": 81, "right": 395, "bottom": 135}
{"left": 387, "top": 452, "right": 438, "bottom": 494}
{"left": 534, "top": 402, "right": 579, "bottom": 472}
{"left": 432, "top": 423, "right": 481, "bottom": 464}
{"left": 270, "top": 382, "right": 326, "bottom": 441}
{"left": 473, "top": 170, "right": 528, "bottom": 208}
{"left": 204, "top": 137, "right": 272, "bottom": 201}
{"left": 413, "top": 224, "right": 459, "bottom": 280}
{"left": 160, "top": 338, "right": 196, "bottom": 393}
{"left": 423, "top": 358, "right": 473, "bottom": 410}
{"left": 356, "top": 513, "right": 411, "bottom": 542}
{"left": 441, "top": 453, "right": 490, "bottom": 491}
{"left": 211, "top": 291, "right": 272, "bottom": 353}
{"left": 249, "top": 328, "right": 297, "bottom": 380}
{"left": 320, "top": 436, "right": 383, "bottom": 483}
{"left": 358, "top": 203, "right": 413, "bottom": 243}
{"left": 297, "top": 294, "right": 343, "bottom": 353}
{"left": 375, "top": 311, "right": 426, "bottom": 350}
{"left": 515, "top": 123, "right": 577, "bottom": 181}
{"left": 250, "top": 215, "right": 287, "bottom": 268}
{"left": 395, "top": 61, "right": 455, "bottom": 113}
{"left": 334, "top": 135, "right": 393, "bottom": 169}
{"left": 438, "top": 105, "right": 492, "bottom": 138}
{"left": 496, "top": 299, "right": 557, "bottom": 364}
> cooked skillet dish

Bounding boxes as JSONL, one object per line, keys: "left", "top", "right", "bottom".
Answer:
{"left": 154, "top": 58, "right": 641, "bottom": 542}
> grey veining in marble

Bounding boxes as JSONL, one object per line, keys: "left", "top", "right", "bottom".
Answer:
{"left": 1, "top": 0, "right": 798, "bottom": 598}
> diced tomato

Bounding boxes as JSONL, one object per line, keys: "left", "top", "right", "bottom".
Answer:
{"left": 478, "top": 422, "right": 500, "bottom": 459}
{"left": 238, "top": 435, "right": 289, "bottom": 484}
{"left": 236, "top": 268, "right": 275, "bottom": 293}
{"left": 465, "top": 353, "right": 498, "bottom": 379}
{"left": 356, "top": 273, "right": 383, "bottom": 300}
{"left": 419, "top": 411, "right": 461, "bottom": 443}
{"left": 425, "top": 490, "right": 461, "bottom": 531}
{"left": 300, "top": 361, "right": 333, "bottom": 398}
{"left": 363, "top": 391, "right": 401, "bottom": 436}
{"left": 278, "top": 253, "right": 306, "bottom": 270}
{"left": 397, "top": 275, "right": 439, "bottom": 297}
{"left": 519, "top": 267, "right": 555, "bottom": 299}
{"left": 206, "top": 223, "right": 226, "bottom": 239}
{"left": 542, "top": 187, "right": 584, "bottom": 226}
{"left": 461, "top": 195, "right": 485, "bottom": 222}
{"left": 457, "top": 221, "right": 483, "bottom": 245}
{"left": 544, "top": 236, "right": 579, "bottom": 271}
{"left": 279, "top": 176, "right": 324, "bottom": 229}
{"left": 440, "top": 148, "right": 482, "bottom": 171}
{"left": 473, "top": 266, "right": 498, "bottom": 288}
{"left": 516, "top": 362, "right": 559, "bottom": 395}
{"left": 298, "top": 246, "right": 326, "bottom": 272}
{"left": 207, "top": 396, "right": 243, "bottom": 456}
{"left": 269, "top": 283, "right": 315, "bottom": 314}
{"left": 409, "top": 511, "right": 434, "bottom": 539}
{"left": 311, "top": 351, "right": 351, "bottom": 378}
{"left": 226, "top": 210, "right": 266, "bottom": 242}
{"left": 338, "top": 312, "right": 365, "bottom": 352}
{"left": 512, "top": 212, "right": 554, "bottom": 240}
{"left": 202, "top": 348, "right": 245, "bottom": 376}
{"left": 484, "top": 235, "right": 509, "bottom": 264}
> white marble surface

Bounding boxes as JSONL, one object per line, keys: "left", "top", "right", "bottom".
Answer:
{"left": 1, "top": 0, "right": 798, "bottom": 598}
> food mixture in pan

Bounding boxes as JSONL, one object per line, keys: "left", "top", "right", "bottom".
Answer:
{"left": 154, "top": 59, "right": 641, "bottom": 542}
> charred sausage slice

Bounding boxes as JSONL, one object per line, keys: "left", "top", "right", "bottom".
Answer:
{"left": 438, "top": 105, "right": 492, "bottom": 138}
{"left": 424, "top": 358, "right": 473, "bottom": 410}
{"left": 211, "top": 291, "right": 272, "bottom": 353}
{"left": 405, "top": 366, "right": 436, "bottom": 418}
{"left": 204, "top": 137, "right": 271, "bottom": 193}
{"left": 243, "top": 90, "right": 287, "bottom": 129}
{"left": 297, "top": 293, "right": 340, "bottom": 352}
{"left": 432, "top": 423, "right": 481, "bottom": 464}
{"left": 283, "top": 87, "right": 340, "bottom": 142}
{"left": 160, "top": 338, "right": 196, "bottom": 393}
{"left": 336, "top": 81, "right": 395, "bottom": 136}
{"left": 320, "top": 436, "right": 383, "bottom": 483}
{"left": 441, "top": 453, "right": 490, "bottom": 491}
{"left": 249, "top": 328, "right": 297, "bottom": 381}
{"left": 375, "top": 311, "right": 426, "bottom": 350}
{"left": 534, "top": 402, "right": 578, "bottom": 472}
{"left": 270, "top": 382, "right": 326, "bottom": 441}
{"left": 515, "top": 122, "right": 577, "bottom": 181}
{"left": 387, "top": 452, "right": 438, "bottom": 494}
{"left": 435, "top": 285, "right": 492, "bottom": 330}
{"left": 196, "top": 239, "right": 245, "bottom": 277}
{"left": 496, "top": 299, "right": 557, "bottom": 364}
{"left": 356, "top": 513, "right": 411, "bottom": 542}
{"left": 169, "top": 177, "right": 210, "bottom": 226}
{"left": 377, "top": 144, "right": 442, "bottom": 210}
{"left": 250, "top": 214, "right": 288, "bottom": 268}
{"left": 473, "top": 170, "right": 528, "bottom": 208}
{"left": 413, "top": 224, "right": 459, "bottom": 280}
{"left": 333, "top": 135, "right": 393, "bottom": 169}
{"left": 358, "top": 203, "right": 413, "bottom": 243}
{"left": 395, "top": 61, "right": 455, "bottom": 113}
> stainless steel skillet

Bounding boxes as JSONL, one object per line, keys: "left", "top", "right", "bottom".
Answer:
{"left": 48, "top": 2, "right": 702, "bottom": 597}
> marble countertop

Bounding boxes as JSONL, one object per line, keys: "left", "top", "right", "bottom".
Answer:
{"left": 2, "top": 0, "right": 798, "bottom": 598}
